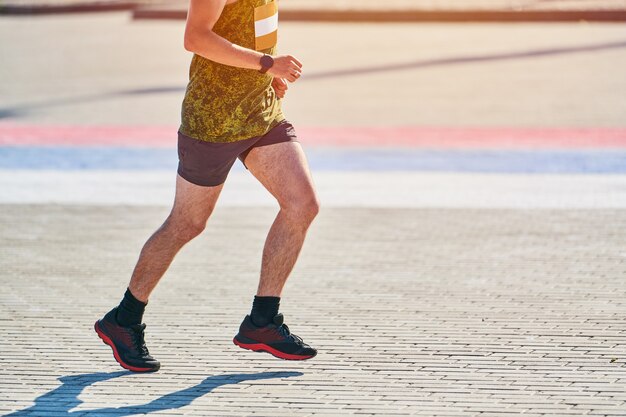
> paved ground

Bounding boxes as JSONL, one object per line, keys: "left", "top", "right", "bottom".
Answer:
{"left": 1, "top": 206, "right": 626, "bottom": 416}
{"left": 1, "top": 15, "right": 626, "bottom": 127}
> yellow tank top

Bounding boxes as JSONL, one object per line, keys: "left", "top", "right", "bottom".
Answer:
{"left": 179, "top": 0, "right": 284, "bottom": 143}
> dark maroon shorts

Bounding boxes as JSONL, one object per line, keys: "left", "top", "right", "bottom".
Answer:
{"left": 177, "top": 120, "right": 298, "bottom": 187}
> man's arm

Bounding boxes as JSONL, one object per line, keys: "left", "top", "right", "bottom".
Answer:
{"left": 184, "top": 0, "right": 302, "bottom": 82}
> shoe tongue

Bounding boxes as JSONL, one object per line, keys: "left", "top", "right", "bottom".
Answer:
{"left": 130, "top": 323, "right": 146, "bottom": 332}
{"left": 272, "top": 313, "right": 284, "bottom": 326}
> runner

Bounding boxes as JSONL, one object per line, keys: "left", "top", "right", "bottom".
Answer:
{"left": 94, "top": 0, "right": 319, "bottom": 372}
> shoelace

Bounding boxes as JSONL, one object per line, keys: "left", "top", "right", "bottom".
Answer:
{"left": 278, "top": 324, "right": 304, "bottom": 345}
{"left": 130, "top": 324, "right": 150, "bottom": 356}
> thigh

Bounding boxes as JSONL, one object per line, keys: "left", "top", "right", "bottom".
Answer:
{"left": 242, "top": 141, "right": 317, "bottom": 206}
{"left": 169, "top": 174, "right": 224, "bottom": 224}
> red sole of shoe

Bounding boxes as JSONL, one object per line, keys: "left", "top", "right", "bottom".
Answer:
{"left": 94, "top": 321, "right": 159, "bottom": 373}
{"left": 233, "top": 337, "right": 316, "bottom": 361}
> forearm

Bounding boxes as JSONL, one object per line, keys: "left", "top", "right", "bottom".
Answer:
{"left": 184, "top": 29, "right": 263, "bottom": 71}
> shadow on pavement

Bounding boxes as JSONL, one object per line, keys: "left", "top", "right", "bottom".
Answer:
{"left": 5, "top": 370, "right": 303, "bottom": 416}
{"left": 1, "top": 39, "right": 624, "bottom": 120}
{"left": 305, "top": 39, "right": 626, "bottom": 80}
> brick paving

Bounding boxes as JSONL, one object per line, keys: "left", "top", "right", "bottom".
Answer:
{"left": 1, "top": 205, "right": 625, "bottom": 416}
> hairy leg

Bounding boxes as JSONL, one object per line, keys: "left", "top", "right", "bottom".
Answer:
{"left": 243, "top": 141, "right": 320, "bottom": 297}
{"left": 128, "top": 175, "right": 223, "bottom": 302}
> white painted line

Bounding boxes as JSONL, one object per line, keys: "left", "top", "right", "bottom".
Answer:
{"left": 1, "top": 170, "right": 626, "bottom": 208}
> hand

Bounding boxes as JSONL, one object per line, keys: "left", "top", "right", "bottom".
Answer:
{"left": 272, "top": 77, "right": 288, "bottom": 99}
{"left": 267, "top": 55, "right": 303, "bottom": 83}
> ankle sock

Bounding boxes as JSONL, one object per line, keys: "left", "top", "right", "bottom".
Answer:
{"left": 250, "top": 296, "right": 280, "bottom": 327}
{"left": 116, "top": 288, "right": 147, "bottom": 327}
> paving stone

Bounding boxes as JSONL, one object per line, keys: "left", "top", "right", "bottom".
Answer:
{"left": 1, "top": 205, "right": 626, "bottom": 416}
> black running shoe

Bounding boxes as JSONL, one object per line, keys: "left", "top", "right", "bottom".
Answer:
{"left": 94, "top": 308, "right": 160, "bottom": 372}
{"left": 233, "top": 313, "right": 317, "bottom": 360}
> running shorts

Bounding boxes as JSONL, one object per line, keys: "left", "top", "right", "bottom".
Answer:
{"left": 177, "top": 120, "right": 298, "bottom": 187}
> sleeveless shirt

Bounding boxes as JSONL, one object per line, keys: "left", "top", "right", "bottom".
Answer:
{"left": 179, "top": 0, "right": 284, "bottom": 143}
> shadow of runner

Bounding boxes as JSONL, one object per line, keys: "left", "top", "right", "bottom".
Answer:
{"left": 6, "top": 370, "right": 303, "bottom": 416}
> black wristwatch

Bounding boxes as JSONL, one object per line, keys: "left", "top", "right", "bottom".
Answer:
{"left": 259, "top": 54, "right": 274, "bottom": 74}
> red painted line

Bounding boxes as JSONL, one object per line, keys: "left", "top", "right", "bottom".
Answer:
{"left": 1, "top": 123, "right": 626, "bottom": 149}
{"left": 0, "top": 124, "right": 177, "bottom": 147}
{"left": 298, "top": 126, "right": 626, "bottom": 149}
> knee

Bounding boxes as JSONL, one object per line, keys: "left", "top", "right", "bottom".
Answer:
{"left": 284, "top": 193, "right": 320, "bottom": 225}
{"left": 163, "top": 216, "right": 206, "bottom": 242}
{"left": 306, "top": 196, "right": 321, "bottom": 221}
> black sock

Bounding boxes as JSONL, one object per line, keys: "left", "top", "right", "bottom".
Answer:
{"left": 250, "top": 296, "right": 280, "bottom": 327}
{"left": 115, "top": 288, "right": 147, "bottom": 327}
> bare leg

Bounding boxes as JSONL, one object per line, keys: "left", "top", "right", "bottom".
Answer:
{"left": 243, "top": 141, "right": 320, "bottom": 297}
{"left": 128, "top": 174, "right": 223, "bottom": 302}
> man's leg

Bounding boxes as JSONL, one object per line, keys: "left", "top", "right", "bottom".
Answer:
{"left": 95, "top": 174, "right": 223, "bottom": 372}
{"left": 245, "top": 141, "right": 320, "bottom": 297}
{"left": 128, "top": 174, "right": 224, "bottom": 302}
{"left": 233, "top": 141, "right": 320, "bottom": 360}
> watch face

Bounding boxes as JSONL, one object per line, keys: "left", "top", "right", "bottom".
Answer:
{"left": 261, "top": 55, "right": 274, "bottom": 69}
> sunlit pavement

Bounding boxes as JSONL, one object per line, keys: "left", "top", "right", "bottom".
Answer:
{"left": 1, "top": 13, "right": 626, "bottom": 417}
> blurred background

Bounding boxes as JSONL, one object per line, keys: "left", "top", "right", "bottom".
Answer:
{"left": 1, "top": 0, "right": 626, "bottom": 205}
{"left": 2, "top": 1, "right": 626, "bottom": 127}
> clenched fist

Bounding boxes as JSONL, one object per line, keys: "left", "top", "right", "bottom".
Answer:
{"left": 272, "top": 78, "right": 288, "bottom": 99}
{"left": 267, "top": 55, "right": 303, "bottom": 83}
